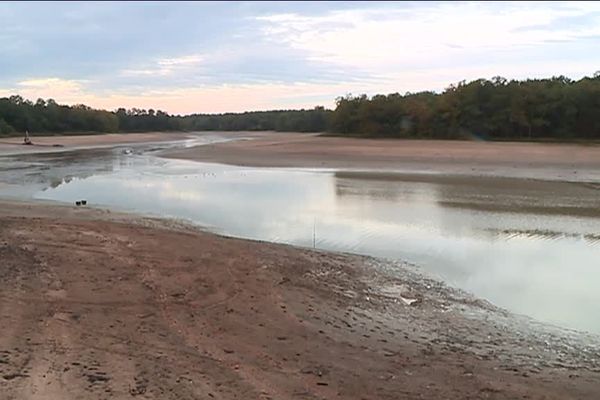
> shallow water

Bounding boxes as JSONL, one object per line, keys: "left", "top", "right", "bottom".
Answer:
{"left": 1, "top": 141, "right": 600, "bottom": 334}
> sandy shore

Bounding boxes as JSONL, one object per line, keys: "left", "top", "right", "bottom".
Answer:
{"left": 164, "top": 132, "right": 600, "bottom": 181}
{"left": 1, "top": 200, "right": 598, "bottom": 399}
{"left": 5, "top": 131, "right": 600, "bottom": 182}
{"left": 0, "top": 132, "right": 191, "bottom": 155}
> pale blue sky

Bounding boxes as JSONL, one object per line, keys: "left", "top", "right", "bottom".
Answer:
{"left": 1, "top": 1, "right": 599, "bottom": 113}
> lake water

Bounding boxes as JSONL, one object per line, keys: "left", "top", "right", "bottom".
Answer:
{"left": 1, "top": 140, "right": 600, "bottom": 334}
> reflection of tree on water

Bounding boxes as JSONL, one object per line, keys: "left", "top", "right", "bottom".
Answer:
{"left": 3, "top": 140, "right": 179, "bottom": 193}
{"left": 334, "top": 177, "right": 413, "bottom": 202}
{"left": 335, "top": 181, "right": 404, "bottom": 201}
{"left": 336, "top": 171, "right": 600, "bottom": 247}
{"left": 6, "top": 150, "right": 125, "bottom": 191}
{"left": 49, "top": 176, "right": 75, "bottom": 189}
{"left": 335, "top": 170, "right": 600, "bottom": 219}
{"left": 37, "top": 163, "right": 113, "bottom": 191}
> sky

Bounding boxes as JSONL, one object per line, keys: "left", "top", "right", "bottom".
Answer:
{"left": 1, "top": 1, "right": 599, "bottom": 114}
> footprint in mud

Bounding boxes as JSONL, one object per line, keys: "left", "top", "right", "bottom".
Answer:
{"left": 129, "top": 375, "right": 148, "bottom": 396}
{"left": 84, "top": 371, "right": 110, "bottom": 384}
{"left": 3, "top": 374, "right": 28, "bottom": 383}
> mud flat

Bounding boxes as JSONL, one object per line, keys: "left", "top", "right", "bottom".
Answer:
{"left": 0, "top": 132, "right": 192, "bottom": 156}
{"left": 164, "top": 132, "right": 600, "bottom": 182}
{"left": 1, "top": 200, "right": 599, "bottom": 399}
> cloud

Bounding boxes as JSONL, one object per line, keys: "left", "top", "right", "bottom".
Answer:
{"left": 256, "top": 2, "right": 600, "bottom": 71}
{"left": 85, "top": 82, "right": 346, "bottom": 114}
{"left": 513, "top": 10, "right": 600, "bottom": 33}
{"left": 1, "top": 78, "right": 343, "bottom": 113}
{"left": 121, "top": 54, "right": 204, "bottom": 77}
{"left": 0, "top": 78, "right": 88, "bottom": 103}
{"left": 2, "top": 2, "right": 600, "bottom": 113}
{"left": 158, "top": 54, "right": 203, "bottom": 67}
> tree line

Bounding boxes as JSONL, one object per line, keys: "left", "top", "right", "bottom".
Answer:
{"left": 332, "top": 74, "right": 600, "bottom": 140}
{"left": 1, "top": 74, "right": 599, "bottom": 141}
{"left": 0, "top": 96, "right": 330, "bottom": 136}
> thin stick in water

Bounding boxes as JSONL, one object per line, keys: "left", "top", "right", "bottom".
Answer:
{"left": 312, "top": 217, "right": 316, "bottom": 249}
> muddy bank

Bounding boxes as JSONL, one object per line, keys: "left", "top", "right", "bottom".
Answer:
{"left": 164, "top": 132, "right": 600, "bottom": 182}
{"left": 0, "top": 200, "right": 598, "bottom": 399}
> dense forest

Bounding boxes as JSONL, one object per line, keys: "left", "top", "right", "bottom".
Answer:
{"left": 1, "top": 74, "right": 599, "bottom": 140}
{"left": 0, "top": 96, "right": 330, "bottom": 136}
{"left": 332, "top": 74, "right": 600, "bottom": 140}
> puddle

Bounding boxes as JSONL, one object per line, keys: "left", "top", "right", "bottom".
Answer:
{"left": 1, "top": 141, "right": 600, "bottom": 334}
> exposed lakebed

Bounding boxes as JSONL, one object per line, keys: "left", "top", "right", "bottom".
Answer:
{"left": 1, "top": 137, "right": 599, "bottom": 334}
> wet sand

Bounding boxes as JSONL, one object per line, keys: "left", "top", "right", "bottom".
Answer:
{"left": 0, "top": 132, "right": 192, "bottom": 155}
{"left": 1, "top": 200, "right": 599, "bottom": 399}
{"left": 164, "top": 132, "right": 600, "bottom": 182}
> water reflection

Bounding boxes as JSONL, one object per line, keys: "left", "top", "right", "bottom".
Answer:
{"left": 1, "top": 150, "right": 600, "bottom": 334}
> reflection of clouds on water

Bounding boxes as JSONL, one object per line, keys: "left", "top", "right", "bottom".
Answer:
{"left": 8, "top": 150, "right": 600, "bottom": 335}
{"left": 329, "top": 173, "right": 600, "bottom": 333}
